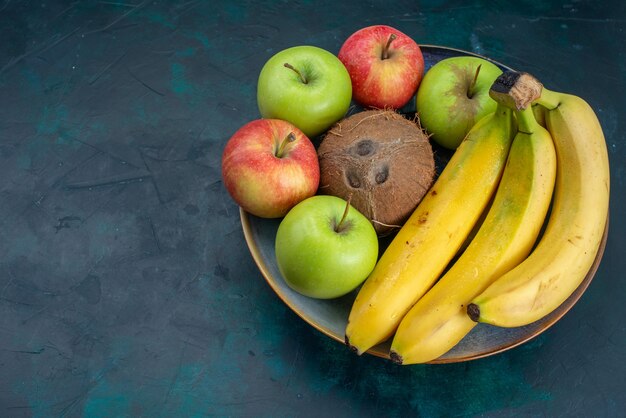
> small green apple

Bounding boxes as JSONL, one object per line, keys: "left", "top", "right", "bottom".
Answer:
{"left": 275, "top": 195, "right": 378, "bottom": 299}
{"left": 416, "top": 56, "right": 502, "bottom": 149}
{"left": 257, "top": 46, "right": 352, "bottom": 138}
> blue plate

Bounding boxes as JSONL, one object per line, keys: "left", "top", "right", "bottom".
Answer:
{"left": 240, "top": 45, "right": 608, "bottom": 363}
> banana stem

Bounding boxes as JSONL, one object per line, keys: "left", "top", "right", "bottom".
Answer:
{"left": 516, "top": 106, "right": 540, "bottom": 134}
{"left": 535, "top": 88, "right": 561, "bottom": 110}
{"left": 490, "top": 71, "right": 543, "bottom": 110}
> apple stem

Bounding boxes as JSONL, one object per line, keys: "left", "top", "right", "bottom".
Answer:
{"left": 468, "top": 64, "right": 482, "bottom": 98}
{"left": 334, "top": 194, "right": 353, "bottom": 233}
{"left": 284, "top": 63, "right": 308, "bottom": 84}
{"left": 276, "top": 132, "right": 296, "bottom": 158}
{"left": 381, "top": 33, "right": 397, "bottom": 60}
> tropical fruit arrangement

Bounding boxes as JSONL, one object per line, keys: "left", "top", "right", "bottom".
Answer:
{"left": 221, "top": 25, "right": 610, "bottom": 364}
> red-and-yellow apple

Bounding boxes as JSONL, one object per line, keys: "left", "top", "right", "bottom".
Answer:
{"left": 221, "top": 119, "right": 320, "bottom": 218}
{"left": 338, "top": 25, "right": 424, "bottom": 109}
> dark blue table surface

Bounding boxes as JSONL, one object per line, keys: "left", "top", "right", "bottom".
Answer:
{"left": 1, "top": 1, "right": 624, "bottom": 416}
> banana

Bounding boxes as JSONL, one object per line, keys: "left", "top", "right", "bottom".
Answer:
{"left": 468, "top": 86, "right": 610, "bottom": 327}
{"left": 390, "top": 105, "right": 556, "bottom": 364}
{"left": 345, "top": 104, "right": 515, "bottom": 354}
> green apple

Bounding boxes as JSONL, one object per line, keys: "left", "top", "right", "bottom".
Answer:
{"left": 257, "top": 46, "right": 352, "bottom": 138}
{"left": 275, "top": 195, "right": 378, "bottom": 299}
{"left": 416, "top": 56, "right": 502, "bottom": 149}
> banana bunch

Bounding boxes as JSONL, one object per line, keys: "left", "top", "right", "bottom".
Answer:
{"left": 345, "top": 71, "right": 610, "bottom": 363}
{"left": 391, "top": 102, "right": 556, "bottom": 364}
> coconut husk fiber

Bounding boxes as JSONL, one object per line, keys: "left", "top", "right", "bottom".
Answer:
{"left": 318, "top": 109, "right": 435, "bottom": 236}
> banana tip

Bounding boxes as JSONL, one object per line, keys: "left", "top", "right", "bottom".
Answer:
{"left": 389, "top": 350, "right": 403, "bottom": 365}
{"left": 467, "top": 303, "right": 480, "bottom": 322}
{"left": 344, "top": 335, "right": 360, "bottom": 355}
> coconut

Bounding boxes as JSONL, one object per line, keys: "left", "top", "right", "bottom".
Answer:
{"left": 317, "top": 109, "right": 435, "bottom": 235}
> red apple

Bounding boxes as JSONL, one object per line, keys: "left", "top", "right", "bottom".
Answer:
{"left": 221, "top": 119, "right": 320, "bottom": 218}
{"left": 338, "top": 25, "right": 424, "bottom": 109}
